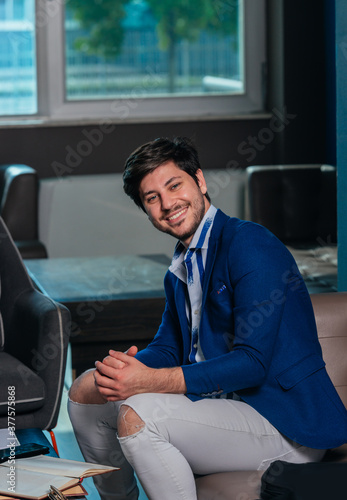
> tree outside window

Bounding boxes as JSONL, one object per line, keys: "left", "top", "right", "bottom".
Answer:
{"left": 65, "top": 0, "right": 241, "bottom": 99}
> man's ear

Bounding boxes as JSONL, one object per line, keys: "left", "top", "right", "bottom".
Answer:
{"left": 196, "top": 169, "right": 208, "bottom": 195}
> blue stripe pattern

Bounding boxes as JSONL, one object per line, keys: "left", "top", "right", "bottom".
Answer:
{"left": 169, "top": 205, "right": 217, "bottom": 363}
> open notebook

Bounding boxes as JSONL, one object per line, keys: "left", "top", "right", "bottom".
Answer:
{"left": 0, "top": 455, "right": 118, "bottom": 499}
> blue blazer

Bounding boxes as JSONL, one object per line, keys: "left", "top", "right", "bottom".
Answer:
{"left": 137, "top": 210, "right": 347, "bottom": 449}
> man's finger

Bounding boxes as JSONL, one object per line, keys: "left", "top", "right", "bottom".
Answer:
{"left": 109, "top": 350, "right": 134, "bottom": 364}
{"left": 125, "top": 345, "right": 138, "bottom": 357}
{"left": 95, "top": 360, "right": 121, "bottom": 381}
{"left": 102, "top": 355, "right": 126, "bottom": 369}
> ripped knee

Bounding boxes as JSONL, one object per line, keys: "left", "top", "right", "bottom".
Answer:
{"left": 117, "top": 405, "right": 145, "bottom": 438}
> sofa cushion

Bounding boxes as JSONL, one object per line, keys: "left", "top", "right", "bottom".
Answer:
{"left": 0, "top": 352, "right": 45, "bottom": 416}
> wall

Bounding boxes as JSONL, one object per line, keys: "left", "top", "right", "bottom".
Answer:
{"left": 38, "top": 169, "right": 247, "bottom": 258}
{"left": 0, "top": 117, "right": 276, "bottom": 179}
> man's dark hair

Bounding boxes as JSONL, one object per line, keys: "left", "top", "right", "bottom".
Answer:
{"left": 123, "top": 137, "right": 210, "bottom": 211}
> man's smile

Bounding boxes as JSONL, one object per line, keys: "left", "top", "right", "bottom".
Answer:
{"left": 166, "top": 206, "right": 188, "bottom": 223}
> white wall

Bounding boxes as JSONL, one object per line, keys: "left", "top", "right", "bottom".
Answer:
{"left": 39, "top": 169, "right": 246, "bottom": 258}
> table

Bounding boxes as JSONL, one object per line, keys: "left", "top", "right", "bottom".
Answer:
{"left": 25, "top": 255, "right": 169, "bottom": 376}
{"left": 287, "top": 245, "right": 338, "bottom": 293}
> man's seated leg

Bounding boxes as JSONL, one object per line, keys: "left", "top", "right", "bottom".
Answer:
{"left": 68, "top": 370, "right": 139, "bottom": 500}
{"left": 69, "top": 368, "right": 107, "bottom": 404}
{"left": 116, "top": 393, "right": 326, "bottom": 500}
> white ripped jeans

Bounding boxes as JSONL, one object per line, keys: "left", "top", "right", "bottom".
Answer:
{"left": 68, "top": 393, "right": 325, "bottom": 500}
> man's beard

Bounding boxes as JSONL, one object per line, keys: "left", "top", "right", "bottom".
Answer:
{"left": 150, "top": 194, "right": 207, "bottom": 243}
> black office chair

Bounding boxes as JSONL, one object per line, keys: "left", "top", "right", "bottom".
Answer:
{"left": 245, "top": 164, "right": 337, "bottom": 245}
{"left": 0, "top": 217, "right": 70, "bottom": 452}
{"left": 0, "top": 164, "right": 47, "bottom": 258}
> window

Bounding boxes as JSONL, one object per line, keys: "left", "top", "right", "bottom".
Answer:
{"left": 0, "top": 0, "right": 36, "bottom": 115}
{"left": 1, "top": 0, "right": 265, "bottom": 121}
{"left": 65, "top": 0, "right": 242, "bottom": 100}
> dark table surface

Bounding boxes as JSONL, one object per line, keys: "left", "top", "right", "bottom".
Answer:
{"left": 24, "top": 254, "right": 170, "bottom": 376}
{"left": 24, "top": 254, "right": 169, "bottom": 303}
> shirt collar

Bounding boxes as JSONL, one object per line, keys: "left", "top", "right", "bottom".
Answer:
{"left": 169, "top": 205, "right": 217, "bottom": 277}
{"left": 188, "top": 204, "right": 217, "bottom": 251}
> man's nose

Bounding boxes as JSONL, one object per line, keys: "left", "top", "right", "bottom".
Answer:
{"left": 160, "top": 192, "right": 175, "bottom": 211}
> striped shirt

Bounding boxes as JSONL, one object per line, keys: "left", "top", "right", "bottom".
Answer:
{"left": 169, "top": 205, "right": 218, "bottom": 363}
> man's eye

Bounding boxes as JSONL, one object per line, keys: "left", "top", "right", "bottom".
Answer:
{"left": 147, "top": 195, "right": 157, "bottom": 203}
{"left": 171, "top": 183, "right": 181, "bottom": 190}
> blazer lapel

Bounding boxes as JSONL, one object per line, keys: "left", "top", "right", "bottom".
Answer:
{"left": 201, "top": 209, "right": 229, "bottom": 309}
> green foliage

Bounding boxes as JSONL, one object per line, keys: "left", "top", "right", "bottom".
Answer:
{"left": 147, "top": 0, "right": 208, "bottom": 49}
{"left": 148, "top": 0, "right": 238, "bottom": 48}
{"left": 67, "top": 0, "right": 238, "bottom": 58}
{"left": 67, "top": 0, "right": 127, "bottom": 58}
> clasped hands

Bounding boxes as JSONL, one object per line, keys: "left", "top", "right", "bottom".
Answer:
{"left": 94, "top": 345, "right": 186, "bottom": 401}
{"left": 94, "top": 346, "right": 152, "bottom": 401}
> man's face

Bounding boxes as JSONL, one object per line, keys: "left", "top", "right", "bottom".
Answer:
{"left": 139, "top": 161, "right": 210, "bottom": 247}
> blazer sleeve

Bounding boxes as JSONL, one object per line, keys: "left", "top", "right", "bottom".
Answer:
{"left": 135, "top": 293, "right": 184, "bottom": 369}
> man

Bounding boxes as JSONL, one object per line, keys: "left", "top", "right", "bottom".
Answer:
{"left": 68, "top": 137, "right": 347, "bottom": 500}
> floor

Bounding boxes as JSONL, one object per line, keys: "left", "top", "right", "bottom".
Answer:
{"left": 44, "top": 352, "right": 148, "bottom": 500}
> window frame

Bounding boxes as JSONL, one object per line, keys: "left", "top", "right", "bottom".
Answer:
{"left": 15, "top": 0, "right": 266, "bottom": 123}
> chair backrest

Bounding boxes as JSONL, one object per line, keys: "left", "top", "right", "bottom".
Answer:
{"left": 311, "top": 293, "right": 347, "bottom": 409}
{"left": 246, "top": 164, "right": 337, "bottom": 244}
{"left": 0, "top": 217, "right": 34, "bottom": 349}
{"left": 0, "top": 164, "right": 39, "bottom": 241}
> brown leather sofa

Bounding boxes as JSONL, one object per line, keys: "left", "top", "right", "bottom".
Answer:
{"left": 195, "top": 292, "right": 347, "bottom": 500}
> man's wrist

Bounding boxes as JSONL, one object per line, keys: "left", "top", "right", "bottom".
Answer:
{"left": 153, "top": 367, "right": 186, "bottom": 394}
